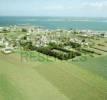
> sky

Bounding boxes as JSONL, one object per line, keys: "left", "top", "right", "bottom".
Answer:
{"left": 0, "top": 0, "right": 107, "bottom": 17}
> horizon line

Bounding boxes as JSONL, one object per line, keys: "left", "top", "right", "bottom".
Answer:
{"left": 0, "top": 15, "right": 107, "bottom": 18}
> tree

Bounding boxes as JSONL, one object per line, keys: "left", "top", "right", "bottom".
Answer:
{"left": 22, "top": 28, "right": 27, "bottom": 32}
{"left": 100, "top": 33, "right": 104, "bottom": 37}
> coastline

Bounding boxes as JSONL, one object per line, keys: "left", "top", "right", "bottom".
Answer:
{"left": 0, "top": 17, "right": 107, "bottom": 31}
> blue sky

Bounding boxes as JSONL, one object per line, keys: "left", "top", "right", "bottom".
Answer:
{"left": 0, "top": 0, "right": 107, "bottom": 17}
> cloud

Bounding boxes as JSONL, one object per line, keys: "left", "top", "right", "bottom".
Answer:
{"left": 32, "top": 1, "right": 107, "bottom": 17}
{"left": 1, "top": 0, "right": 107, "bottom": 17}
{"left": 82, "top": 1, "right": 107, "bottom": 10}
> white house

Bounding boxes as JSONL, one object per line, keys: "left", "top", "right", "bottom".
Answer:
{"left": 0, "top": 37, "right": 5, "bottom": 46}
{"left": 104, "top": 34, "right": 107, "bottom": 38}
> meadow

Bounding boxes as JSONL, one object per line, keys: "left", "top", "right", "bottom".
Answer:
{"left": 0, "top": 51, "right": 107, "bottom": 100}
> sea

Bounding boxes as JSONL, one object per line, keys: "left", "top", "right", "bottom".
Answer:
{"left": 0, "top": 16, "right": 107, "bottom": 31}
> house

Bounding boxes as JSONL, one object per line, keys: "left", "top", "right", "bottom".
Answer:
{"left": 0, "top": 38, "right": 3, "bottom": 46}
{"left": 0, "top": 37, "right": 14, "bottom": 54}
{"left": 0, "top": 37, "right": 5, "bottom": 47}
{"left": 1, "top": 41, "right": 14, "bottom": 54}
{"left": 1, "top": 46, "right": 14, "bottom": 54}
{"left": 35, "top": 35, "right": 48, "bottom": 47}
{"left": 104, "top": 34, "right": 107, "bottom": 38}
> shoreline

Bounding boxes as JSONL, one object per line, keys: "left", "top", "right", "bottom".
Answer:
{"left": 0, "top": 17, "right": 107, "bottom": 31}
{"left": 0, "top": 25, "right": 107, "bottom": 34}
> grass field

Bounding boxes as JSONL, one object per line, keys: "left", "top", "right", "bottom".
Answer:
{"left": 0, "top": 52, "right": 107, "bottom": 100}
{"left": 72, "top": 55, "right": 107, "bottom": 79}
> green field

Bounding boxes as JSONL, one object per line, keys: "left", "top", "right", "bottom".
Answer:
{"left": 0, "top": 52, "right": 107, "bottom": 100}
{"left": 72, "top": 55, "right": 107, "bottom": 79}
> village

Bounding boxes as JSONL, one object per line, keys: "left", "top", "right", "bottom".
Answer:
{"left": 0, "top": 25, "right": 107, "bottom": 60}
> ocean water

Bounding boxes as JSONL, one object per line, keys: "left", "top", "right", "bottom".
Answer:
{"left": 0, "top": 16, "right": 107, "bottom": 31}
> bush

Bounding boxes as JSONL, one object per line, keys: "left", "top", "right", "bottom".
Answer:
{"left": 64, "top": 42, "right": 81, "bottom": 48}
{"left": 22, "top": 28, "right": 27, "bottom": 32}
{"left": 20, "top": 41, "right": 33, "bottom": 50}
{"left": 34, "top": 46, "right": 81, "bottom": 60}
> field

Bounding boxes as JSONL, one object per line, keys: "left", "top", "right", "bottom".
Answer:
{"left": 0, "top": 52, "right": 107, "bottom": 100}
{"left": 72, "top": 55, "right": 107, "bottom": 79}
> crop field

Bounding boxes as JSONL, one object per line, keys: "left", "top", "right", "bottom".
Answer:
{"left": 0, "top": 52, "right": 107, "bottom": 100}
{"left": 72, "top": 55, "right": 107, "bottom": 79}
